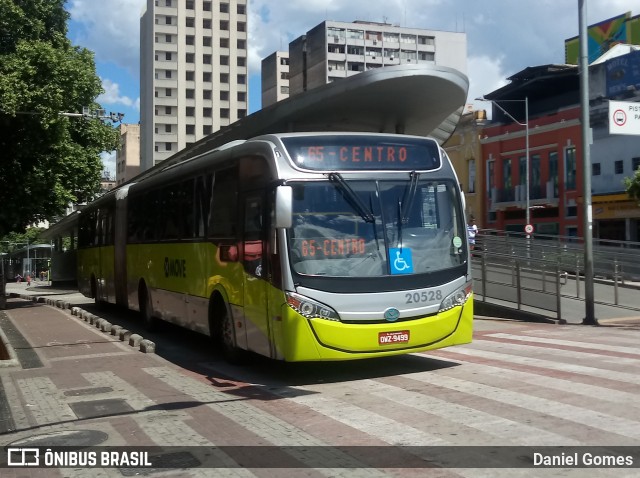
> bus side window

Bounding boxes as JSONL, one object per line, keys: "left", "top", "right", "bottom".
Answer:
{"left": 209, "top": 167, "right": 238, "bottom": 238}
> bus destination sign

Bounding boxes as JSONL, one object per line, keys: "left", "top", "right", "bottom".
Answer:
{"left": 281, "top": 135, "right": 441, "bottom": 171}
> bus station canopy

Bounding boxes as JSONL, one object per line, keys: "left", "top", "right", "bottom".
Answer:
{"left": 137, "top": 63, "right": 469, "bottom": 182}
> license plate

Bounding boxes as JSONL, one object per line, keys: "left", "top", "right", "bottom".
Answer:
{"left": 378, "top": 330, "right": 410, "bottom": 345}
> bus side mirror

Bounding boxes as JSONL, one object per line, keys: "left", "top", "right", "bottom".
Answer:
{"left": 274, "top": 185, "right": 293, "bottom": 229}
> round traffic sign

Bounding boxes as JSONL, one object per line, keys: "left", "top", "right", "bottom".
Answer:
{"left": 525, "top": 224, "right": 534, "bottom": 234}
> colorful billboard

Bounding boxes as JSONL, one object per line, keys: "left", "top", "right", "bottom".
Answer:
{"left": 565, "top": 12, "right": 632, "bottom": 64}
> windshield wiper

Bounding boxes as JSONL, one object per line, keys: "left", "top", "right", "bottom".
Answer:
{"left": 328, "top": 173, "right": 375, "bottom": 223}
{"left": 401, "top": 171, "right": 420, "bottom": 224}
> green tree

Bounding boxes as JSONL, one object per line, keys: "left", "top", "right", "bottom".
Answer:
{"left": 624, "top": 167, "right": 640, "bottom": 205}
{"left": 0, "top": 0, "right": 119, "bottom": 236}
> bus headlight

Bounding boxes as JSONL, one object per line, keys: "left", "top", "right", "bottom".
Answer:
{"left": 286, "top": 292, "right": 341, "bottom": 321}
{"left": 438, "top": 281, "right": 473, "bottom": 313}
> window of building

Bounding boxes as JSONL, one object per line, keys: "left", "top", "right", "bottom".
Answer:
{"left": 565, "top": 146, "right": 576, "bottom": 190}
{"left": 203, "top": 19, "right": 211, "bottom": 29}
{"left": 186, "top": 17, "right": 194, "bottom": 28}
{"left": 186, "top": 124, "right": 195, "bottom": 135}
{"left": 186, "top": 0, "right": 194, "bottom": 9}
{"left": 186, "top": 89, "right": 195, "bottom": 99}
{"left": 220, "top": 91, "right": 229, "bottom": 101}
{"left": 203, "top": 54, "right": 212, "bottom": 64}
{"left": 468, "top": 159, "right": 476, "bottom": 193}
{"left": 220, "top": 20, "right": 229, "bottom": 30}
{"left": 220, "top": 38, "right": 229, "bottom": 48}
{"left": 592, "top": 163, "right": 601, "bottom": 175}
{"left": 165, "top": 52, "right": 171, "bottom": 60}
{"left": 186, "top": 106, "right": 195, "bottom": 116}
{"left": 237, "top": 92, "right": 246, "bottom": 102}
{"left": 400, "top": 34, "right": 416, "bottom": 44}
{"left": 203, "top": 72, "right": 212, "bottom": 82}
{"left": 203, "top": 125, "right": 212, "bottom": 135}
{"left": 237, "top": 57, "right": 246, "bottom": 67}
{"left": 615, "top": 160, "right": 624, "bottom": 174}
{"left": 165, "top": 88, "right": 172, "bottom": 97}
{"left": 549, "top": 151, "right": 558, "bottom": 198}
{"left": 165, "top": 124, "right": 171, "bottom": 133}
{"left": 220, "top": 55, "right": 229, "bottom": 65}
{"left": 203, "top": 90, "right": 212, "bottom": 100}
{"left": 203, "top": 37, "right": 212, "bottom": 47}
{"left": 165, "top": 70, "right": 172, "bottom": 79}
{"left": 347, "top": 29, "right": 364, "bottom": 40}
{"left": 165, "top": 34, "right": 172, "bottom": 43}
{"left": 220, "top": 73, "right": 229, "bottom": 83}
{"left": 165, "top": 106, "right": 171, "bottom": 114}
{"left": 238, "top": 4, "right": 246, "bottom": 14}
{"left": 203, "top": 107, "right": 212, "bottom": 117}
{"left": 220, "top": 2, "right": 229, "bottom": 13}
{"left": 418, "top": 35, "right": 435, "bottom": 46}
{"left": 186, "top": 70, "right": 194, "bottom": 81}
{"left": 186, "top": 35, "right": 194, "bottom": 45}
{"left": 237, "top": 109, "right": 246, "bottom": 118}
{"left": 418, "top": 51, "right": 435, "bottom": 61}
{"left": 237, "top": 39, "right": 245, "bottom": 49}
{"left": 237, "top": 74, "right": 246, "bottom": 84}
{"left": 203, "top": 1, "right": 211, "bottom": 11}
{"left": 633, "top": 157, "right": 640, "bottom": 172}
{"left": 220, "top": 108, "right": 230, "bottom": 118}
{"left": 165, "top": 142, "right": 172, "bottom": 151}
{"left": 165, "top": 16, "right": 172, "bottom": 25}
{"left": 186, "top": 52, "right": 194, "bottom": 63}
{"left": 237, "top": 22, "right": 246, "bottom": 32}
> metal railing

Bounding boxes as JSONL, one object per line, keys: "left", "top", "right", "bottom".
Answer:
{"left": 472, "top": 230, "right": 640, "bottom": 319}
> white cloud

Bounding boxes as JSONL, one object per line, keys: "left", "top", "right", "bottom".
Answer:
{"left": 97, "top": 78, "right": 137, "bottom": 108}
{"left": 68, "top": 0, "right": 146, "bottom": 77}
{"left": 467, "top": 55, "right": 509, "bottom": 114}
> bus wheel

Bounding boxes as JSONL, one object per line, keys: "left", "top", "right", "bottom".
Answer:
{"left": 210, "top": 296, "right": 244, "bottom": 364}
{"left": 139, "top": 284, "right": 158, "bottom": 332}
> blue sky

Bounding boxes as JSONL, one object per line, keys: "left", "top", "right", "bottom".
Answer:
{"left": 64, "top": 0, "right": 638, "bottom": 175}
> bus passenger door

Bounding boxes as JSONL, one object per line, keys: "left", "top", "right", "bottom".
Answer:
{"left": 240, "top": 194, "right": 273, "bottom": 357}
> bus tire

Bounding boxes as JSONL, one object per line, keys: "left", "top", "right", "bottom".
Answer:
{"left": 209, "top": 294, "right": 244, "bottom": 364}
{"left": 139, "top": 283, "right": 158, "bottom": 332}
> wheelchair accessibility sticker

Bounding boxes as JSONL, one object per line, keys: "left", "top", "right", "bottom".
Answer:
{"left": 389, "top": 248, "right": 414, "bottom": 274}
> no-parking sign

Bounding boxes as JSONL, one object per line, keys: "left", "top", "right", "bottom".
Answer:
{"left": 609, "top": 100, "right": 640, "bottom": 135}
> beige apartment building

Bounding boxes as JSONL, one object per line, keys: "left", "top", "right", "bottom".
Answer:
{"left": 261, "top": 51, "right": 290, "bottom": 108}
{"left": 140, "top": 0, "right": 248, "bottom": 171}
{"left": 261, "top": 20, "right": 466, "bottom": 101}
{"left": 115, "top": 123, "right": 141, "bottom": 186}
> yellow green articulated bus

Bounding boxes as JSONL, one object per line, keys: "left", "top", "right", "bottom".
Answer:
{"left": 78, "top": 132, "right": 473, "bottom": 362}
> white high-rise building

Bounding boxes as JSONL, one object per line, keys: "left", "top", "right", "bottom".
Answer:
{"left": 140, "top": 0, "right": 248, "bottom": 171}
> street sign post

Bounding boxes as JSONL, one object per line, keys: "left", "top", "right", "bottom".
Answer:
{"left": 609, "top": 100, "right": 640, "bottom": 135}
{"left": 525, "top": 224, "right": 534, "bottom": 235}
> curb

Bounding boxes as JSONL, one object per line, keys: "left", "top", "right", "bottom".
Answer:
{"left": 8, "top": 292, "right": 156, "bottom": 354}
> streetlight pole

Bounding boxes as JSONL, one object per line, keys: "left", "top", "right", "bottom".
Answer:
{"left": 476, "top": 97, "right": 530, "bottom": 232}
{"left": 578, "top": 0, "right": 597, "bottom": 325}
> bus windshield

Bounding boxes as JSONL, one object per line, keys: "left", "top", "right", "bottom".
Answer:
{"left": 288, "top": 178, "right": 466, "bottom": 278}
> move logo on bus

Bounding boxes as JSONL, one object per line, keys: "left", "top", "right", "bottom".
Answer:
{"left": 164, "top": 257, "right": 187, "bottom": 278}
